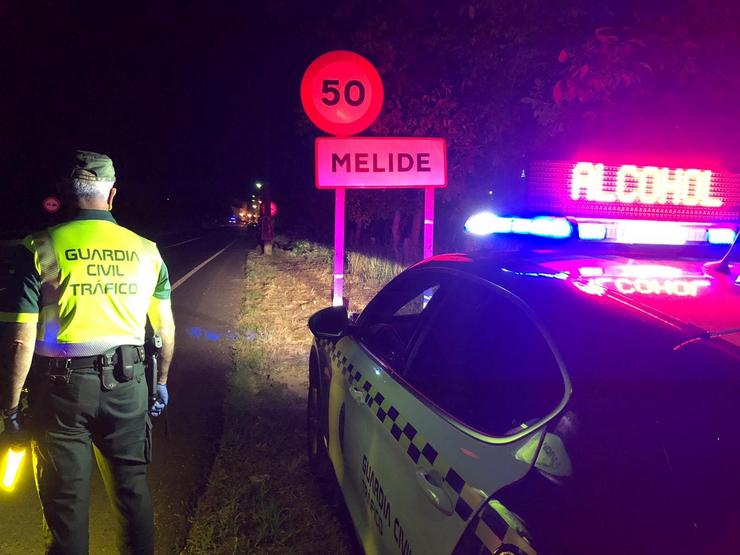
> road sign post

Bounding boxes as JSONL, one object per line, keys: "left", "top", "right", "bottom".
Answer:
{"left": 424, "top": 187, "right": 435, "bottom": 259}
{"left": 302, "top": 51, "right": 448, "bottom": 306}
{"left": 333, "top": 189, "right": 346, "bottom": 306}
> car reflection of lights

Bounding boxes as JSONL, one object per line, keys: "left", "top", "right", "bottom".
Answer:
{"left": 578, "top": 265, "right": 685, "bottom": 279}
{"left": 573, "top": 280, "right": 607, "bottom": 296}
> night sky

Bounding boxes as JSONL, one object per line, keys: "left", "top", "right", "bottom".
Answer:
{"left": 1, "top": 2, "right": 332, "bottom": 235}
{"left": 2, "top": 1, "right": 739, "bottom": 242}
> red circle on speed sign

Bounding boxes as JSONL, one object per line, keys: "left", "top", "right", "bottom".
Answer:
{"left": 42, "top": 196, "right": 61, "bottom": 214}
{"left": 300, "top": 50, "right": 384, "bottom": 136}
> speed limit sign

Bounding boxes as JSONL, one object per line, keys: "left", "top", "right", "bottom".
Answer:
{"left": 300, "top": 50, "right": 384, "bottom": 136}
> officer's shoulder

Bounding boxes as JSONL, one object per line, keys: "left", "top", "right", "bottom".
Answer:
{"left": 21, "top": 225, "right": 56, "bottom": 250}
{"left": 117, "top": 225, "right": 160, "bottom": 251}
{"left": 4, "top": 235, "right": 37, "bottom": 270}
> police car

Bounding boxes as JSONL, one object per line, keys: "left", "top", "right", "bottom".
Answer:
{"left": 306, "top": 160, "right": 740, "bottom": 555}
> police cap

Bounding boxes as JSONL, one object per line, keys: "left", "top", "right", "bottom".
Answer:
{"left": 70, "top": 150, "right": 115, "bottom": 182}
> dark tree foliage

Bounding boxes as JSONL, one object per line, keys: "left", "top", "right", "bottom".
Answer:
{"left": 301, "top": 0, "right": 740, "bottom": 252}
{"left": 544, "top": 1, "right": 740, "bottom": 166}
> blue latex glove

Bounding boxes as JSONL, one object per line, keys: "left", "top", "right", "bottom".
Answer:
{"left": 149, "top": 384, "right": 169, "bottom": 417}
{"left": 2, "top": 407, "right": 22, "bottom": 434}
{"left": 2, "top": 407, "right": 28, "bottom": 445}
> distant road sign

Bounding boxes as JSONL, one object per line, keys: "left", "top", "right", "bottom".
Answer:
{"left": 42, "top": 196, "right": 61, "bottom": 213}
{"left": 260, "top": 201, "right": 278, "bottom": 217}
{"left": 315, "top": 137, "right": 447, "bottom": 189}
{"left": 301, "top": 51, "right": 384, "bottom": 136}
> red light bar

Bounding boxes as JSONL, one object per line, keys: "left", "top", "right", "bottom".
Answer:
{"left": 529, "top": 161, "right": 740, "bottom": 223}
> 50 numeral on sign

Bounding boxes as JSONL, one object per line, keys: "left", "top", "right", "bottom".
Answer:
{"left": 321, "top": 79, "right": 366, "bottom": 107}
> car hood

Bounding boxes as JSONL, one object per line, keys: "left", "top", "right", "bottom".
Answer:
{"left": 523, "top": 255, "right": 740, "bottom": 344}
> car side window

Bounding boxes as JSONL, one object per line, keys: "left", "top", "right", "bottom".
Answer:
{"left": 394, "top": 286, "right": 439, "bottom": 316}
{"left": 403, "top": 276, "right": 565, "bottom": 437}
{"left": 356, "top": 270, "right": 445, "bottom": 369}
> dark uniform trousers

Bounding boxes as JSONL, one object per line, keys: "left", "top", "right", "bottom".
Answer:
{"left": 28, "top": 359, "right": 154, "bottom": 555}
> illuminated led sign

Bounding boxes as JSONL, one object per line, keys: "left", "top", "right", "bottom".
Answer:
{"left": 315, "top": 137, "right": 447, "bottom": 189}
{"left": 528, "top": 160, "right": 740, "bottom": 223}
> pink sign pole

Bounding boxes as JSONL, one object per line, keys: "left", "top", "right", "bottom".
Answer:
{"left": 422, "top": 187, "right": 436, "bottom": 308}
{"left": 423, "top": 187, "right": 435, "bottom": 259}
{"left": 333, "top": 189, "right": 346, "bottom": 306}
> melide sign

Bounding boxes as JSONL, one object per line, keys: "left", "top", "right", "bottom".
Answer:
{"left": 571, "top": 162, "right": 721, "bottom": 207}
{"left": 316, "top": 137, "right": 447, "bottom": 189}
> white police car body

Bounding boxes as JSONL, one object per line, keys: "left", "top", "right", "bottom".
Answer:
{"left": 307, "top": 158, "right": 740, "bottom": 554}
{"left": 308, "top": 250, "right": 740, "bottom": 554}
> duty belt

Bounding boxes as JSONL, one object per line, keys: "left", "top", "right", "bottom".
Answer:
{"left": 35, "top": 345, "right": 146, "bottom": 390}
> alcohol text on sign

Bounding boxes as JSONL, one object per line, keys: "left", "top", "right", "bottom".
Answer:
{"left": 315, "top": 137, "right": 447, "bottom": 189}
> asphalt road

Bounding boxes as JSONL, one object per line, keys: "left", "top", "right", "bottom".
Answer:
{"left": 0, "top": 226, "right": 256, "bottom": 554}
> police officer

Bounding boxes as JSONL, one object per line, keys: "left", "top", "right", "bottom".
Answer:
{"left": 0, "top": 151, "right": 176, "bottom": 554}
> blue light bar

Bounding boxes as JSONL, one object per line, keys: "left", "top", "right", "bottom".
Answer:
{"left": 466, "top": 210, "right": 736, "bottom": 246}
{"left": 707, "top": 228, "right": 737, "bottom": 245}
{"left": 511, "top": 218, "right": 532, "bottom": 234}
{"left": 578, "top": 222, "right": 607, "bottom": 241}
{"left": 529, "top": 216, "right": 572, "bottom": 239}
{"left": 464, "top": 213, "right": 572, "bottom": 239}
{"left": 464, "top": 212, "right": 511, "bottom": 235}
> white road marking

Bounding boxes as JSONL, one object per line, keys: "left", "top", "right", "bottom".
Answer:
{"left": 163, "top": 236, "right": 203, "bottom": 248}
{"left": 171, "top": 240, "right": 236, "bottom": 291}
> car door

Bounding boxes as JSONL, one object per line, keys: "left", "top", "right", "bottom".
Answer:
{"left": 326, "top": 268, "right": 450, "bottom": 554}
{"left": 350, "top": 271, "right": 570, "bottom": 555}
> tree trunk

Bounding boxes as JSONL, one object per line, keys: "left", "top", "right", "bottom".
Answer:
{"left": 353, "top": 219, "right": 363, "bottom": 249}
{"left": 409, "top": 209, "right": 422, "bottom": 261}
{"left": 391, "top": 210, "right": 402, "bottom": 260}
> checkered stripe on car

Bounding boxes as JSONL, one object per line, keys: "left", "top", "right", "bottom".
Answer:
{"left": 470, "top": 500, "right": 537, "bottom": 555}
{"left": 320, "top": 339, "right": 487, "bottom": 522}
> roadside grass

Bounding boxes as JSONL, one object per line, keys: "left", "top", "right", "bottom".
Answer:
{"left": 281, "top": 238, "right": 405, "bottom": 307}
{"left": 184, "top": 242, "right": 399, "bottom": 554}
{"left": 346, "top": 251, "right": 405, "bottom": 284}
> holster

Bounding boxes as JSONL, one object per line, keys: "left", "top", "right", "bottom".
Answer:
{"left": 144, "top": 335, "right": 162, "bottom": 403}
{"left": 99, "top": 346, "right": 145, "bottom": 391}
{"left": 98, "top": 351, "right": 117, "bottom": 391}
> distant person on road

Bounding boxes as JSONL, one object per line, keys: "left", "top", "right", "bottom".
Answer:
{"left": 0, "top": 150, "right": 176, "bottom": 554}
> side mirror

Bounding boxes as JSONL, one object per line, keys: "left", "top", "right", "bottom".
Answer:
{"left": 308, "top": 306, "right": 350, "bottom": 339}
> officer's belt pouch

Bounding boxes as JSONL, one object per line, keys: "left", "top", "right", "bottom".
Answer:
{"left": 100, "top": 350, "right": 118, "bottom": 391}
{"left": 114, "top": 346, "right": 138, "bottom": 383}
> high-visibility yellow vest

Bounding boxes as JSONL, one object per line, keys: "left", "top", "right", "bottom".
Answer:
{"left": 28, "top": 218, "right": 168, "bottom": 357}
